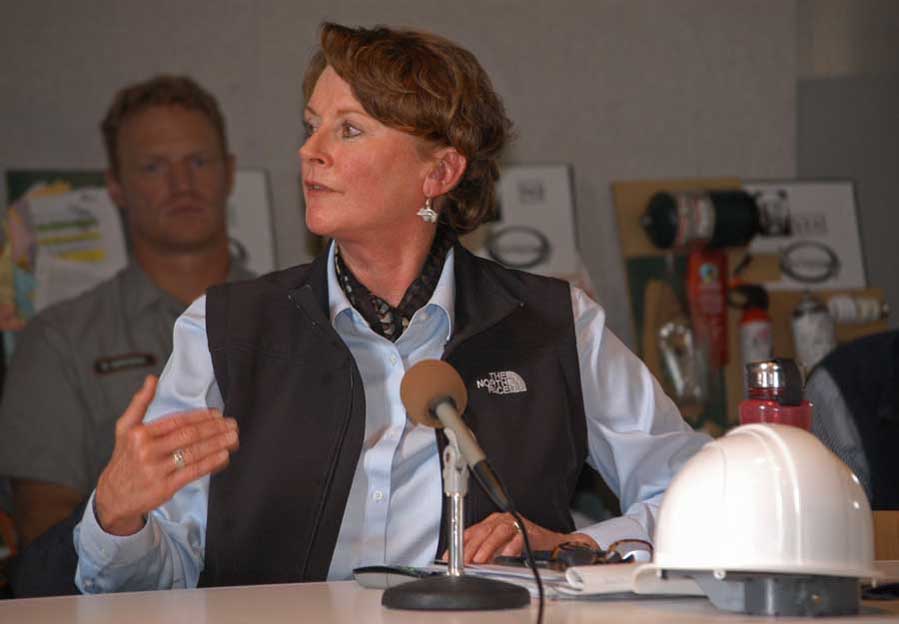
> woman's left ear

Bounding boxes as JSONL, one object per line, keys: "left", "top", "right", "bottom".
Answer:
{"left": 423, "top": 148, "right": 467, "bottom": 197}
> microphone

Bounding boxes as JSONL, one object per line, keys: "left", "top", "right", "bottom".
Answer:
{"left": 400, "top": 359, "right": 511, "bottom": 512}
{"left": 385, "top": 359, "right": 541, "bottom": 617}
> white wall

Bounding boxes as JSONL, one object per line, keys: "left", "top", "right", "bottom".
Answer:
{"left": 797, "top": 0, "right": 899, "bottom": 329}
{"left": 0, "top": 1, "right": 797, "bottom": 343}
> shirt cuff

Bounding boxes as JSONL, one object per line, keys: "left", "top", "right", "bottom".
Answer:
{"left": 573, "top": 515, "right": 651, "bottom": 550}
{"left": 76, "top": 490, "right": 156, "bottom": 567}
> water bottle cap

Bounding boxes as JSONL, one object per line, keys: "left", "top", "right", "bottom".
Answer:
{"left": 745, "top": 359, "right": 803, "bottom": 405}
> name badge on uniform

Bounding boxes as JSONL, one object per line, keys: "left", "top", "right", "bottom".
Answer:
{"left": 94, "top": 353, "right": 157, "bottom": 375}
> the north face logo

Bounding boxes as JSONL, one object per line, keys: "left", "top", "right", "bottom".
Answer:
{"left": 475, "top": 371, "right": 527, "bottom": 395}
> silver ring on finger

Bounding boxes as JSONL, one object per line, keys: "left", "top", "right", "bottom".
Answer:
{"left": 172, "top": 448, "right": 186, "bottom": 469}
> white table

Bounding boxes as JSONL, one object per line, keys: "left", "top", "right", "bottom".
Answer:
{"left": 1, "top": 581, "right": 897, "bottom": 624}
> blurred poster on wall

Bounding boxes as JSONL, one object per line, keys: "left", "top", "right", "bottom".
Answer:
{"left": 2, "top": 168, "right": 275, "bottom": 321}
{"left": 744, "top": 180, "right": 866, "bottom": 290}
{"left": 461, "top": 163, "right": 594, "bottom": 297}
{"left": 28, "top": 188, "right": 128, "bottom": 311}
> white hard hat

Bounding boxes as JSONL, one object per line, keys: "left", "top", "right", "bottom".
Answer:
{"left": 651, "top": 423, "right": 878, "bottom": 580}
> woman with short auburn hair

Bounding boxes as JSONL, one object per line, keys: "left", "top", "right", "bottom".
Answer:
{"left": 302, "top": 22, "right": 512, "bottom": 234}
{"left": 75, "top": 22, "right": 709, "bottom": 591}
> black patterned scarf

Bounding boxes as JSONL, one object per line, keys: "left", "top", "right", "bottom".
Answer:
{"left": 334, "top": 226, "right": 456, "bottom": 341}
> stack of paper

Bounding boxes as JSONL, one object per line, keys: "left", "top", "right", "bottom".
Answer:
{"left": 457, "top": 562, "right": 703, "bottom": 600}
{"left": 562, "top": 562, "right": 703, "bottom": 597}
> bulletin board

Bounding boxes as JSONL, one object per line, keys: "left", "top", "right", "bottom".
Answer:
{"left": 612, "top": 178, "right": 888, "bottom": 435}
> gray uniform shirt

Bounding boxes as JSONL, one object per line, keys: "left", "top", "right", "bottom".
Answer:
{"left": 806, "top": 367, "right": 872, "bottom": 500}
{"left": 0, "top": 261, "right": 253, "bottom": 496}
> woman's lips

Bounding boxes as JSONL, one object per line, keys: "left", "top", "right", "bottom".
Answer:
{"left": 304, "top": 180, "right": 336, "bottom": 193}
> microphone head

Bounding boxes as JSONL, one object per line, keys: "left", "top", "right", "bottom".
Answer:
{"left": 400, "top": 359, "right": 468, "bottom": 428}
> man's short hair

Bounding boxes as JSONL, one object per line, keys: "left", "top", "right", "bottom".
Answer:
{"left": 101, "top": 75, "right": 229, "bottom": 176}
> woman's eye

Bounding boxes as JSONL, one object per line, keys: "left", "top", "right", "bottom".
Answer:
{"left": 340, "top": 122, "right": 362, "bottom": 139}
{"left": 303, "top": 121, "right": 316, "bottom": 139}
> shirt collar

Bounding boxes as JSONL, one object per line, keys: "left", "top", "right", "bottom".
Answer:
{"left": 122, "top": 262, "right": 183, "bottom": 319}
{"left": 124, "top": 258, "right": 255, "bottom": 318}
{"left": 326, "top": 240, "right": 455, "bottom": 342}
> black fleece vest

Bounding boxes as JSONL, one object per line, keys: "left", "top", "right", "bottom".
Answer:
{"left": 198, "top": 245, "right": 587, "bottom": 587}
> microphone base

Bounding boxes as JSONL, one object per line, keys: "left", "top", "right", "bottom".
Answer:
{"left": 381, "top": 574, "right": 530, "bottom": 611}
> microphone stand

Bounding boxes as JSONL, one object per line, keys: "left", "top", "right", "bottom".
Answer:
{"left": 444, "top": 429, "right": 467, "bottom": 578}
{"left": 381, "top": 430, "right": 530, "bottom": 610}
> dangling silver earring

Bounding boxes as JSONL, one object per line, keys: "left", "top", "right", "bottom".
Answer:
{"left": 416, "top": 197, "right": 438, "bottom": 223}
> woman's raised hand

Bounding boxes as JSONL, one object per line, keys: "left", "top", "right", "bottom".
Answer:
{"left": 94, "top": 376, "right": 239, "bottom": 536}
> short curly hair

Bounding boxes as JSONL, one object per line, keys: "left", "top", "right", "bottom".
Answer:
{"left": 303, "top": 23, "right": 513, "bottom": 234}
{"left": 101, "top": 75, "right": 228, "bottom": 177}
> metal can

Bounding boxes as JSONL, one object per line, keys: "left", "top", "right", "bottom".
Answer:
{"left": 827, "top": 295, "right": 890, "bottom": 324}
{"left": 791, "top": 292, "right": 836, "bottom": 375}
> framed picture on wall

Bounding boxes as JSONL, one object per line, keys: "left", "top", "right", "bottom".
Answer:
{"left": 743, "top": 179, "right": 866, "bottom": 290}
{"left": 460, "top": 163, "right": 595, "bottom": 297}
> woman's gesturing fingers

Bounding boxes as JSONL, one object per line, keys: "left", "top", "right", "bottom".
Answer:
{"left": 152, "top": 414, "right": 238, "bottom": 461}
{"left": 167, "top": 449, "right": 232, "bottom": 494}
{"left": 160, "top": 423, "right": 239, "bottom": 474}
{"left": 96, "top": 381, "right": 239, "bottom": 536}
{"left": 115, "top": 376, "right": 158, "bottom": 435}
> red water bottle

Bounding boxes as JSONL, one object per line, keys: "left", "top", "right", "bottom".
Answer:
{"left": 739, "top": 359, "right": 812, "bottom": 430}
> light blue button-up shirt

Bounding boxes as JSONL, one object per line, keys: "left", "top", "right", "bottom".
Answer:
{"left": 74, "top": 244, "right": 710, "bottom": 593}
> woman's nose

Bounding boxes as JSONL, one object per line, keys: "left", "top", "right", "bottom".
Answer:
{"left": 299, "top": 131, "right": 330, "bottom": 166}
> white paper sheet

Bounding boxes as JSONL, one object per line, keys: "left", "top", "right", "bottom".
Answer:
{"left": 434, "top": 562, "right": 704, "bottom": 600}
{"left": 28, "top": 187, "right": 127, "bottom": 311}
{"left": 34, "top": 252, "right": 118, "bottom": 311}
{"left": 562, "top": 563, "right": 704, "bottom": 597}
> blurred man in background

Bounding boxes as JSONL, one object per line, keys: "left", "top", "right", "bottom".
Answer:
{"left": 0, "top": 75, "right": 253, "bottom": 595}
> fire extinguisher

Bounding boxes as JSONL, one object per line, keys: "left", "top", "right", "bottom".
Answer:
{"left": 730, "top": 284, "right": 774, "bottom": 368}
{"left": 686, "top": 248, "right": 728, "bottom": 368}
{"left": 641, "top": 190, "right": 760, "bottom": 250}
